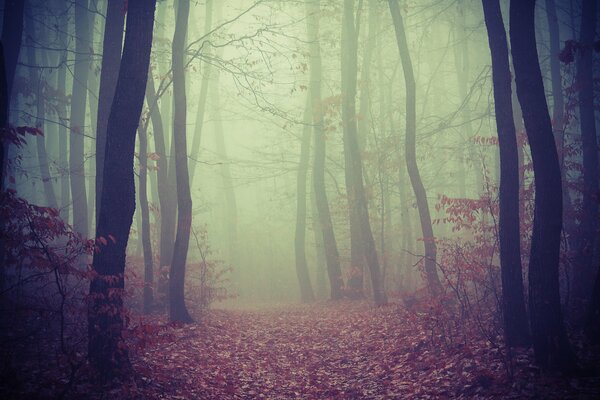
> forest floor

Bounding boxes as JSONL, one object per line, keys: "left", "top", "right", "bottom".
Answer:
{"left": 105, "top": 300, "right": 600, "bottom": 399}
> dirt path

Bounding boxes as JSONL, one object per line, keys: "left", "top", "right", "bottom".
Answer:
{"left": 130, "top": 301, "right": 592, "bottom": 399}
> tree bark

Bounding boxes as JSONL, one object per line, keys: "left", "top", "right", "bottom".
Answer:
{"left": 169, "top": 0, "right": 193, "bottom": 323}
{"left": 294, "top": 94, "right": 316, "bottom": 302}
{"left": 509, "top": 0, "right": 576, "bottom": 371}
{"left": 56, "top": 2, "right": 70, "bottom": 219}
{"left": 545, "top": 0, "right": 577, "bottom": 256}
{"left": 482, "top": 0, "right": 530, "bottom": 347}
{"left": 145, "top": 75, "right": 177, "bottom": 275}
{"left": 573, "top": 0, "right": 598, "bottom": 305}
{"left": 342, "top": 0, "right": 386, "bottom": 305}
{"left": 0, "top": 0, "right": 25, "bottom": 191}
{"left": 388, "top": 0, "right": 441, "bottom": 294}
{"left": 88, "top": 0, "right": 156, "bottom": 380}
{"left": 69, "top": 0, "right": 92, "bottom": 238}
{"left": 307, "top": 0, "right": 344, "bottom": 300}
{"left": 95, "top": 0, "right": 125, "bottom": 225}
{"left": 138, "top": 121, "right": 154, "bottom": 313}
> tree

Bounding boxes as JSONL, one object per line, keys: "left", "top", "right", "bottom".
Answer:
{"left": 69, "top": 0, "right": 92, "bottom": 238}
{"left": 388, "top": 0, "right": 441, "bottom": 294}
{"left": 138, "top": 120, "right": 154, "bottom": 313}
{"left": 573, "top": 0, "right": 598, "bottom": 305}
{"left": 342, "top": 0, "right": 386, "bottom": 305}
{"left": 95, "top": 0, "right": 125, "bottom": 225}
{"left": 189, "top": 0, "right": 214, "bottom": 186}
{"left": 0, "top": 0, "right": 25, "bottom": 191}
{"left": 509, "top": 0, "right": 575, "bottom": 371}
{"left": 88, "top": 0, "right": 157, "bottom": 379}
{"left": 25, "top": 17, "right": 58, "bottom": 209}
{"left": 481, "top": 0, "right": 530, "bottom": 347}
{"left": 307, "top": 0, "right": 344, "bottom": 300}
{"left": 294, "top": 94, "right": 316, "bottom": 302}
{"left": 169, "top": 0, "right": 193, "bottom": 323}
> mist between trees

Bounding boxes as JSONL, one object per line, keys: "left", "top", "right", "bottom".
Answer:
{"left": 0, "top": 0, "right": 599, "bottom": 398}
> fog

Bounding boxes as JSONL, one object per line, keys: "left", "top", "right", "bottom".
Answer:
{"left": 1, "top": 0, "right": 599, "bottom": 397}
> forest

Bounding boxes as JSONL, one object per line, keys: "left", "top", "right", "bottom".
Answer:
{"left": 0, "top": 0, "right": 599, "bottom": 398}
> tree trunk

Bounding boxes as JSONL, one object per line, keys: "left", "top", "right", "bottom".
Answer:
{"left": 189, "top": 0, "right": 214, "bottom": 186}
{"left": 0, "top": 0, "right": 25, "bottom": 191}
{"left": 342, "top": 0, "right": 386, "bottom": 305}
{"left": 69, "top": 0, "right": 92, "bottom": 238}
{"left": 169, "top": 0, "right": 193, "bottom": 323}
{"left": 95, "top": 0, "right": 125, "bottom": 225}
{"left": 573, "top": 0, "right": 598, "bottom": 306}
{"left": 25, "top": 20, "right": 58, "bottom": 209}
{"left": 482, "top": 0, "right": 530, "bottom": 347}
{"left": 509, "top": 0, "right": 576, "bottom": 371}
{"left": 294, "top": 94, "right": 316, "bottom": 302}
{"left": 88, "top": 0, "right": 156, "bottom": 380}
{"left": 139, "top": 122, "right": 154, "bottom": 313}
{"left": 545, "top": 0, "right": 577, "bottom": 257}
{"left": 306, "top": 0, "right": 343, "bottom": 300}
{"left": 56, "top": 2, "right": 70, "bottom": 219}
{"left": 145, "top": 75, "right": 177, "bottom": 275}
{"left": 388, "top": 0, "right": 441, "bottom": 294}
{"left": 212, "top": 72, "right": 240, "bottom": 290}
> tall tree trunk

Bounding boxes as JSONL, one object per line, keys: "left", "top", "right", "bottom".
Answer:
{"left": 169, "top": 0, "right": 193, "bottom": 323}
{"left": 388, "top": 0, "right": 441, "bottom": 294}
{"left": 342, "top": 0, "right": 386, "bottom": 305}
{"left": 139, "top": 122, "right": 154, "bottom": 313}
{"left": 307, "top": 0, "right": 343, "bottom": 300}
{"left": 56, "top": 2, "right": 70, "bottom": 219}
{"left": 95, "top": 0, "right": 125, "bottom": 225}
{"left": 212, "top": 73, "right": 240, "bottom": 290}
{"left": 145, "top": 75, "right": 177, "bottom": 275}
{"left": 453, "top": 0, "right": 477, "bottom": 198}
{"left": 482, "top": 0, "right": 530, "bottom": 347}
{"left": 294, "top": 94, "right": 316, "bottom": 302}
{"left": 0, "top": 0, "right": 25, "bottom": 191}
{"left": 88, "top": 0, "right": 156, "bottom": 380}
{"left": 545, "top": 0, "right": 577, "bottom": 255}
{"left": 573, "top": 0, "right": 598, "bottom": 305}
{"left": 189, "top": 0, "right": 214, "bottom": 186}
{"left": 509, "top": 0, "right": 576, "bottom": 371}
{"left": 69, "top": 0, "right": 91, "bottom": 238}
{"left": 311, "top": 191, "right": 327, "bottom": 299}
{"left": 25, "top": 20, "right": 58, "bottom": 209}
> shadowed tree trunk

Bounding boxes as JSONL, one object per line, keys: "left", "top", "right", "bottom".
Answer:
{"left": 295, "top": 94, "right": 316, "bottom": 303}
{"left": 509, "top": 0, "right": 576, "bottom": 371}
{"left": 69, "top": 0, "right": 92, "bottom": 238}
{"left": 545, "top": 0, "right": 577, "bottom": 255}
{"left": 342, "top": 0, "right": 386, "bottom": 305}
{"left": 0, "top": 0, "right": 25, "bottom": 191}
{"left": 482, "top": 0, "right": 530, "bottom": 347}
{"left": 307, "top": 0, "right": 343, "bottom": 300}
{"left": 573, "top": 0, "right": 598, "bottom": 306}
{"left": 388, "top": 0, "right": 441, "bottom": 294}
{"left": 169, "top": 0, "right": 193, "bottom": 323}
{"left": 95, "top": 0, "right": 125, "bottom": 225}
{"left": 88, "top": 0, "right": 156, "bottom": 380}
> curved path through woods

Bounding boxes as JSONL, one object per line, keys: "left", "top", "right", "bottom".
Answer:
{"left": 131, "top": 301, "right": 590, "bottom": 399}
